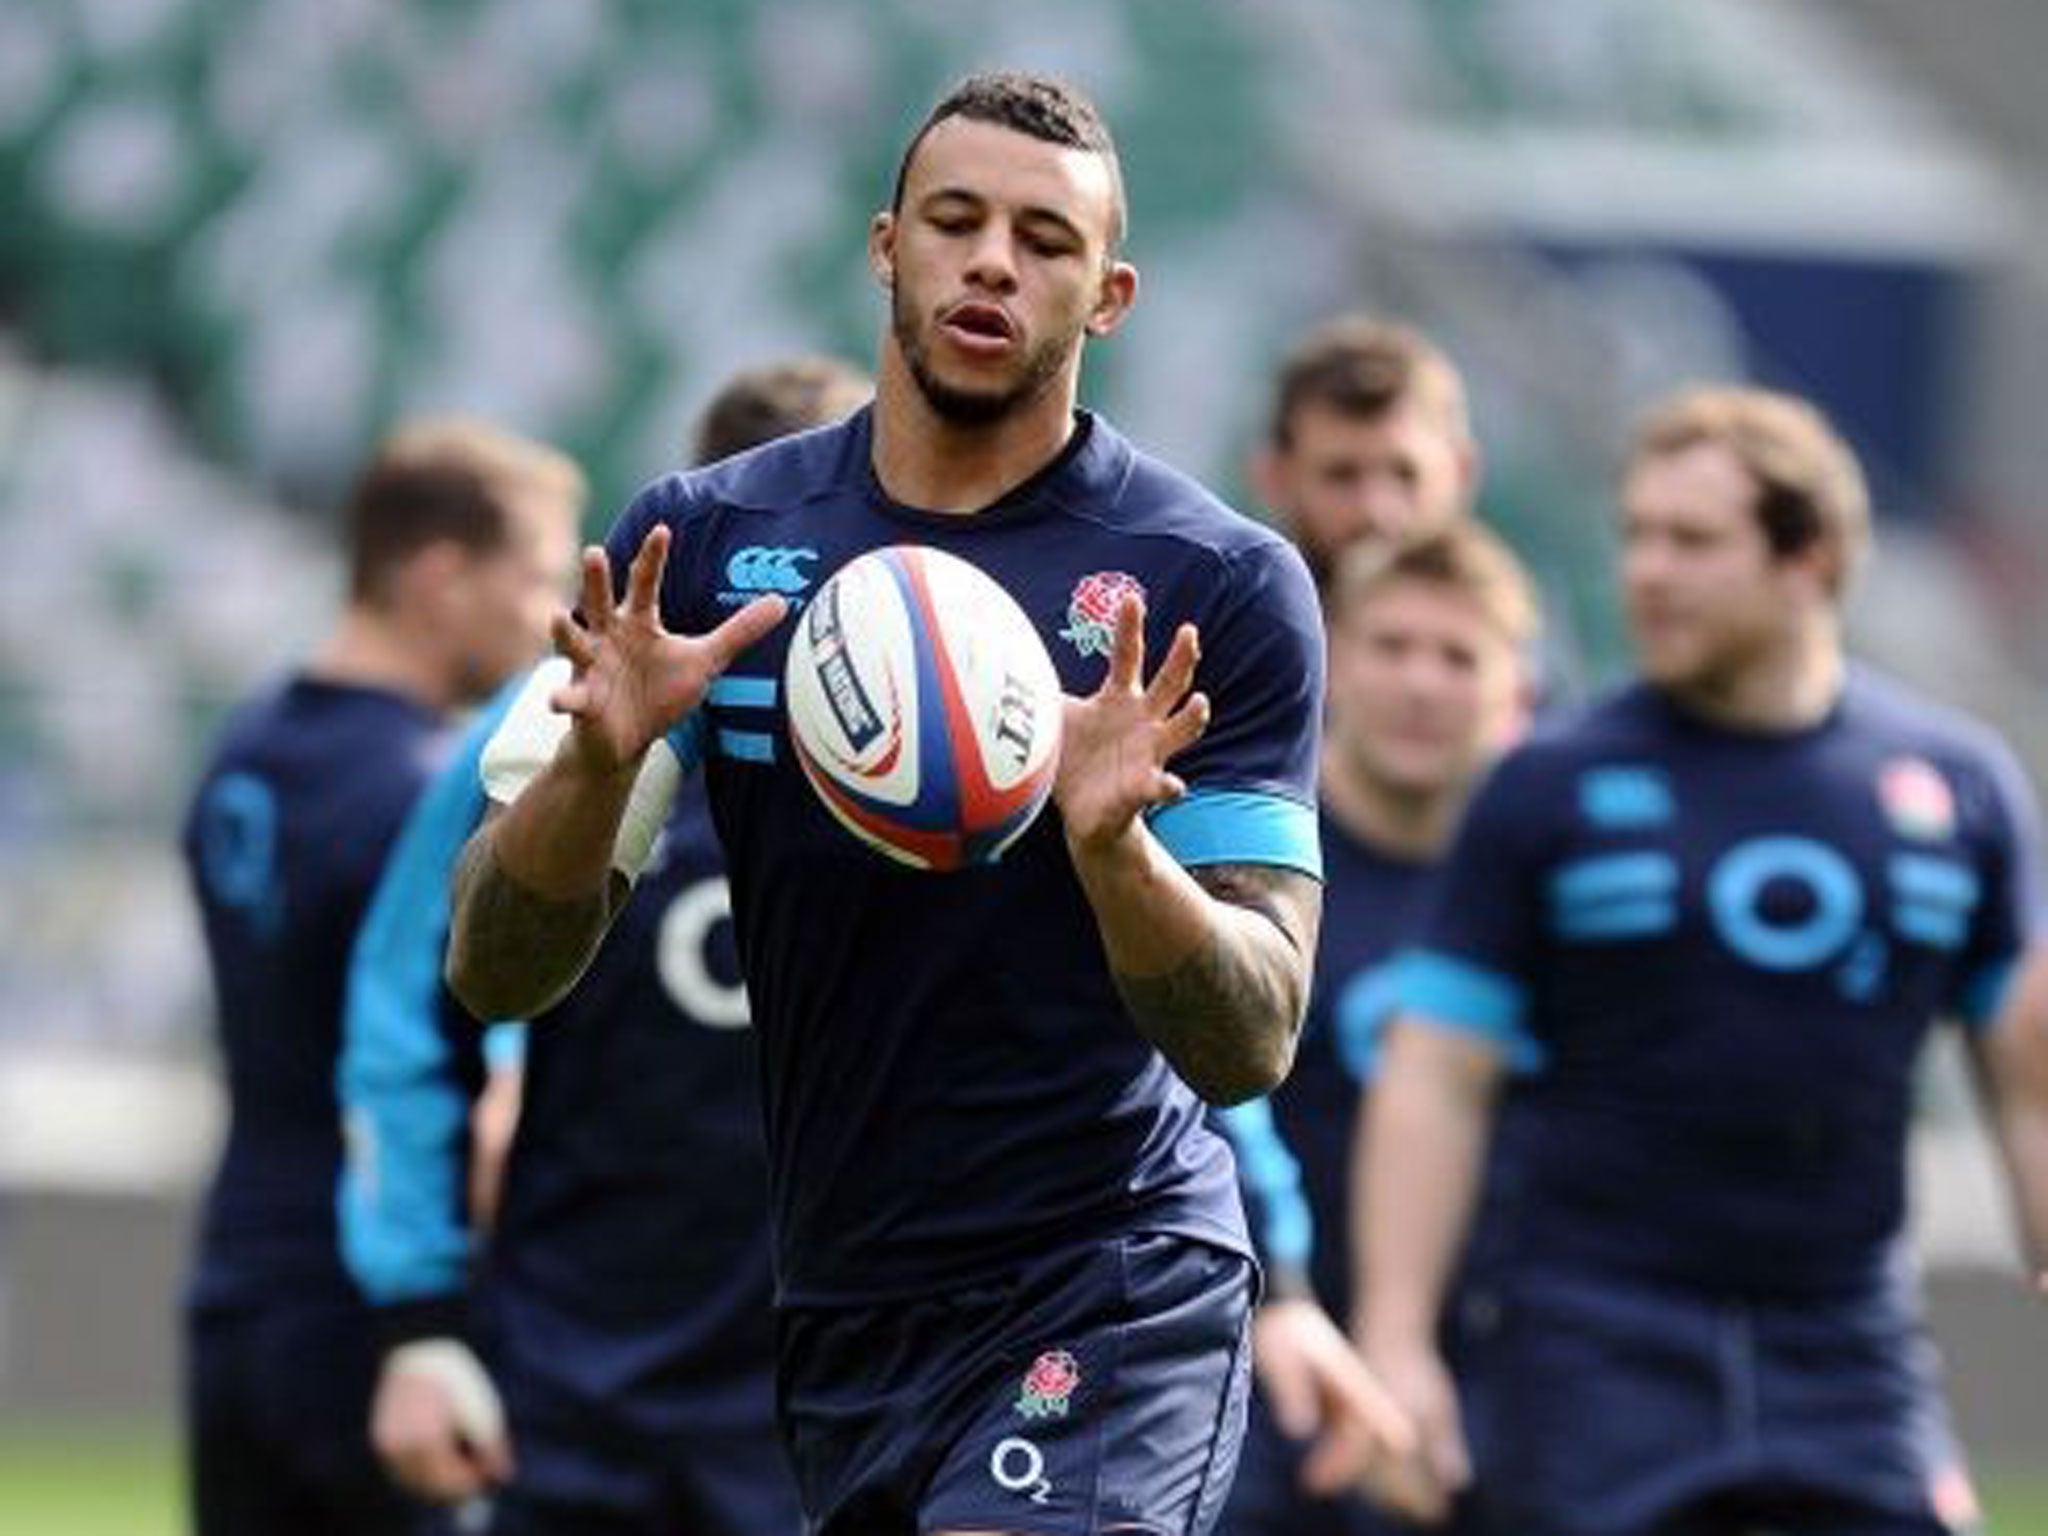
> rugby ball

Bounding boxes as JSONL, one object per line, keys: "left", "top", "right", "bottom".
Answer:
{"left": 783, "top": 545, "right": 1063, "bottom": 871}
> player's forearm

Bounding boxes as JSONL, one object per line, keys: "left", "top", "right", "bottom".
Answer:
{"left": 1071, "top": 827, "right": 1311, "bottom": 1105}
{"left": 1355, "top": 1025, "right": 1498, "bottom": 1354}
{"left": 445, "top": 759, "right": 635, "bottom": 1019}
{"left": 1991, "top": 1097, "right": 2048, "bottom": 1285}
{"left": 1973, "top": 951, "right": 2048, "bottom": 1288}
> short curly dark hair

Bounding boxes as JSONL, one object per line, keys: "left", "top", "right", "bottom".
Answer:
{"left": 889, "top": 71, "right": 1127, "bottom": 250}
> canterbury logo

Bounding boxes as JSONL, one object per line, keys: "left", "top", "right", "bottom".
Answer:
{"left": 725, "top": 546, "right": 820, "bottom": 594}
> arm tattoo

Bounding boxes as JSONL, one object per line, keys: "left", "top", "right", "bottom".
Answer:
{"left": 1111, "top": 864, "right": 1321, "bottom": 1106}
{"left": 445, "top": 827, "right": 630, "bottom": 1021}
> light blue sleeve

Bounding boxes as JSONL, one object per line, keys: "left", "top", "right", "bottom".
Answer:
{"left": 1146, "top": 789, "right": 1321, "bottom": 879}
{"left": 337, "top": 681, "right": 520, "bottom": 1306}
{"left": 1398, "top": 948, "right": 1548, "bottom": 1073}
{"left": 1215, "top": 1098, "right": 1314, "bottom": 1279}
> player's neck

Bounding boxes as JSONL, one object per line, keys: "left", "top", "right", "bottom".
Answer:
{"left": 1319, "top": 749, "right": 1459, "bottom": 861}
{"left": 308, "top": 607, "right": 460, "bottom": 715}
{"left": 1662, "top": 625, "right": 1844, "bottom": 734}
{"left": 869, "top": 350, "right": 1079, "bottom": 514}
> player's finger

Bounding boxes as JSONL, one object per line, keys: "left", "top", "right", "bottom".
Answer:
{"left": 395, "top": 1437, "right": 486, "bottom": 1503}
{"left": 700, "top": 594, "right": 788, "bottom": 671}
{"left": 1425, "top": 1409, "right": 1473, "bottom": 1493}
{"left": 1145, "top": 623, "right": 1200, "bottom": 712}
{"left": 1338, "top": 1366, "right": 1420, "bottom": 1464}
{"left": 1364, "top": 1451, "right": 1451, "bottom": 1526}
{"left": 1107, "top": 593, "right": 1146, "bottom": 693}
{"left": 551, "top": 611, "right": 596, "bottom": 668}
{"left": 1261, "top": 1353, "right": 1321, "bottom": 1441}
{"left": 624, "top": 525, "right": 670, "bottom": 615}
{"left": 1301, "top": 1422, "right": 1371, "bottom": 1497}
{"left": 1155, "top": 770, "right": 1187, "bottom": 804}
{"left": 1158, "top": 692, "right": 1210, "bottom": 761}
{"left": 473, "top": 1428, "right": 516, "bottom": 1485}
{"left": 575, "top": 547, "right": 615, "bottom": 630}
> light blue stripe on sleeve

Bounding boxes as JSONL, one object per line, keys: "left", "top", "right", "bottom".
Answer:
{"left": 1334, "top": 959, "right": 1403, "bottom": 1082}
{"left": 708, "top": 675, "right": 778, "bottom": 710}
{"left": 1147, "top": 790, "right": 1320, "bottom": 878}
{"left": 1216, "top": 1098, "right": 1314, "bottom": 1271}
{"left": 482, "top": 1022, "right": 528, "bottom": 1070}
{"left": 717, "top": 728, "right": 776, "bottom": 763}
{"left": 338, "top": 681, "right": 520, "bottom": 1305}
{"left": 1398, "top": 948, "right": 1546, "bottom": 1071}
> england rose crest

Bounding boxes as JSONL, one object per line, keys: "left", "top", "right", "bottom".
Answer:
{"left": 1059, "top": 572, "right": 1146, "bottom": 659}
{"left": 1014, "top": 1348, "right": 1081, "bottom": 1419}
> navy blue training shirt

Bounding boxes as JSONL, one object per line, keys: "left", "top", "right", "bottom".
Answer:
{"left": 183, "top": 676, "right": 450, "bottom": 1309}
{"left": 1405, "top": 672, "right": 2043, "bottom": 1298}
{"left": 1221, "top": 810, "right": 1437, "bottom": 1320}
{"left": 599, "top": 407, "right": 1325, "bottom": 1306}
{"left": 342, "top": 677, "right": 775, "bottom": 1416}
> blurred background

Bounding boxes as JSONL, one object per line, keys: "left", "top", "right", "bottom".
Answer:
{"left": 2, "top": 0, "right": 2045, "bottom": 1528}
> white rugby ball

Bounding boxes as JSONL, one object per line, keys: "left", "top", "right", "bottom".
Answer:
{"left": 783, "top": 544, "right": 1063, "bottom": 871}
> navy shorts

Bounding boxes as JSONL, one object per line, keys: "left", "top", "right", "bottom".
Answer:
{"left": 1454, "top": 1265, "right": 1974, "bottom": 1536}
{"left": 778, "top": 1233, "right": 1255, "bottom": 1536}
{"left": 186, "top": 1298, "right": 441, "bottom": 1536}
{"left": 485, "top": 1410, "right": 798, "bottom": 1536}
{"left": 478, "top": 1283, "right": 802, "bottom": 1536}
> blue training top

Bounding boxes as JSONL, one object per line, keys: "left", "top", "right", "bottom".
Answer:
{"left": 340, "top": 678, "right": 777, "bottom": 1419}
{"left": 1220, "top": 809, "right": 1438, "bottom": 1320}
{"left": 605, "top": 406, "right": 1326, "bottom": 1307}
{"left": 1405, "top": 672, "right": 2043, "bottom": 1298}
{"left": 184, "top": 676, "right": 451, "bottom": 1309}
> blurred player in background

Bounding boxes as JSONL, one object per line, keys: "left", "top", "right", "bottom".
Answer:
{"left": 1217, "top": 526, "right": 1537, "bottom": 1536}
{"left": 1358, "top": 386, "right": 2048, "bottom": 1534}
{"left": 1249, "top": 315, "right": 1479, "bottom": 591}
{"left": 340, "top": 356, "right": 870, "bottom": 1536}
{"left": 1217, "top": 318, "right": 1510, "bottom": 1532}
{"left": 181, "top": 422, "right": 582, "bottom": 1536}
{"left": 445, "top": 70, "right": 1408, "bottom": 1536}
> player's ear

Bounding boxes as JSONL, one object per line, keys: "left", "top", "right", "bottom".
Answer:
{"left": 868, "top": 212, "right": 896, "bottom": 290}
{"left": 396, "top": 538, "right": 469, "bottom": 614}
{"left": 1085, "top": 259, "right": 1138, "bottom": 338}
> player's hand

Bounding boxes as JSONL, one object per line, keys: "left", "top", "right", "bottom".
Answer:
{"left": 1253, "top": 1299, "right": 1418, "bottom": 1496}
{"left": 371, "top": 1339, "right": 514, "bottom": 1504}
{"left": 1355, "top": 1338, "right": 1471, "bottom": 1525}
{"left": 549, "top": 526, "right": 785, "bottom": 776}
{"left": 1054, "top": 593, "right": 1208, "bottom": 851}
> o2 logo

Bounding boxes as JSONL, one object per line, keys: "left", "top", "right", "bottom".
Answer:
{"left": 1708, "top": 837, "right": 1862, "bottom": 970}
{"left": 1707, "top": 836, "right": 1888, "bottom": 1002}
{"left": 654, "top": 878, "right": 750, "bottom": 1029}
{"left": 1562, "top": 833, "right": 1977, "bottom": 1003}
{"left": 990, "top": 1437, "right": 1053, "bottom": 1505}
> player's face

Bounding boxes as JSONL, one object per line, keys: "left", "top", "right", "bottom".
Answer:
{"left": 449, "top": 493, "right": 580, "bottom": 703}
{"left": 1264, "top": 401, "right": 1471, "bottom": 581}
{"left": 1327, "top": 579, "right": 1523, "bottom": 800}
{"left": 872, "top": 116, "right": 1135, "bottom": 426}
{"left": 1621, "top": 443, "right": 1798, "bottom": 693}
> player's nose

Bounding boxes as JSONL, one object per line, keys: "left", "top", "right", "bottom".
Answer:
{"left": 961, "top": 222, "right": 1020, "bottom": 291}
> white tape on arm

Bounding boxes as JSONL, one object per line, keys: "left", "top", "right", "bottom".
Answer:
{"left": 479, "top": 659, "right": 573, "bottom": 807}
{"left": 387, "top": 1338, "right": 506, "bottom": 1447}
{"left": 477, "top": 658, "right": 682, "bottom": 879}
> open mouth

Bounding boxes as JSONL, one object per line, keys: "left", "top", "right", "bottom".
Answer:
{"left": 940, "top": 302, "right": 1018, "bottom": 351}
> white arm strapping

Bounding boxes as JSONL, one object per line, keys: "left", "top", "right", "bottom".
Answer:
{"left": 385, "top": 1338, "right": 506, "bottom": 1447}
{"left": 478, "top": 658, "right": 682, "bottom": 879}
